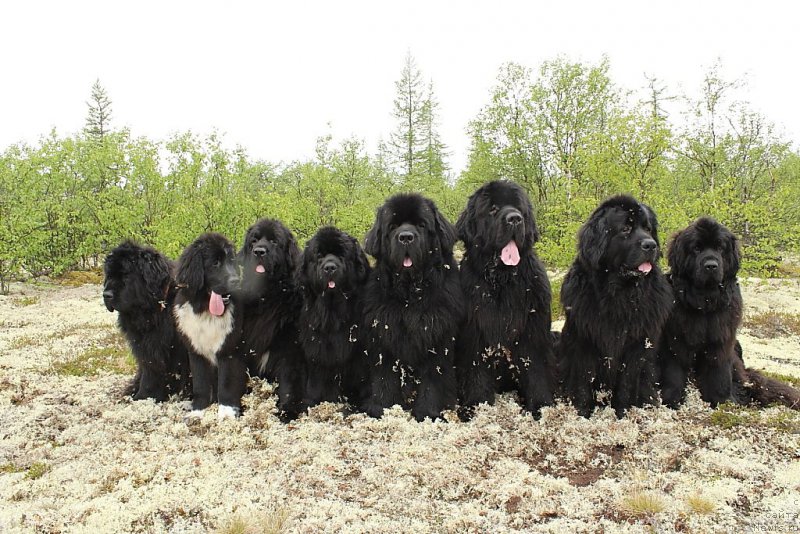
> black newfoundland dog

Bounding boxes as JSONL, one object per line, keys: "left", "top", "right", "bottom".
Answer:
{"left": 660, "top": 217, "right": 800, "bottom": 409}
{"left": 173, "top": 233, "right": 244, "bottom": 419}
{"left": 297, "top": 226, "right": 371, "bottom": 409}
{"left": 559, "top": 195, "right": 673, "bottom": 418}
{"left": 237, "top": 218, "right": 306, "bottom": 422}
{"left": 361, "top": 193, "right": 463, "bottom": 421}
{"left": 103, "top": 241, "right": 190, "bottom": 401}
{"left": 455, "top": 180, "right": 554, "bottom": 419}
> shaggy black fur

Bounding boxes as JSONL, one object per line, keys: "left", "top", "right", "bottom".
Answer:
{"left": 237, "top": 218, "right": 306, "bottom": 422}
{"left": 297, "top": 226, "right": 371, "bottom": 409}
{"left": 103, "top": 241, "right": 190, "bottom": 401}
{"left": 455, "top": 180, "right": 555, "bottom": 420}
{"left": 361, "top": 193, "right": 464, "bottom": 421}
{"left": 173, "top": 233, "right": 243, "bottom": 416}
{"left": 559, "top": 195, "right": 673, "bottom": 418}
{"left": 660, "top": 217, "right": 800, "bottom": 409}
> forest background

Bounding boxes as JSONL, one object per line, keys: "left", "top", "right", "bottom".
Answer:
{"left": 1, "top": 55, "right": 798, "bottom": 294}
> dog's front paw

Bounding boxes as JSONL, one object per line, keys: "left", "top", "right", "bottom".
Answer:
{"left": 217, "top": 405, "right": 241, "bottom": 421}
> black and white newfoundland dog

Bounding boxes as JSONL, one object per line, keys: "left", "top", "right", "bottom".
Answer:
{"left": 103, "top": 241, "right": 190, "bottom": 401}
{"left": 173, "top": 233, "right": 244, "bottom": 419}
{"left": 361, "top": 193, "right": 464, "bottom": 421}
{"left": 559, "top": 195, "right": 673, "bottom": 418}
{"left": 660, "top": 217, "right": 800, "bottom": 409}
{"left": 237, "top": 218, "right": 306, "bottom": 422}
{"left": 297, "top": 226, "right": 371, "bottom": 409}
{"left": 455, "top": 180, "right": 555, "bottom": 420}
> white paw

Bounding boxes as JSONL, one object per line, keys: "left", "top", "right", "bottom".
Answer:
{"left": 217, "top": 405, "right": 240, "bottom": 420}
{"left": 184, "top": 409, "right": 205, "bottom": 420}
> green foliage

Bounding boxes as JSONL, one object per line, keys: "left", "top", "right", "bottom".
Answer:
{"left": 0, "top": 55, "right": 797, "bottom": 288}
{"left": 24, "top": 462, "right": 50, "bottom": 480}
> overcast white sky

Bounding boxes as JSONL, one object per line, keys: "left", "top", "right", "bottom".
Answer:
{"left": 1, "top": 1, "right": 798, "bottom": 174}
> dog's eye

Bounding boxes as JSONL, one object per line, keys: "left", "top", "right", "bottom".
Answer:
{"left": 693, "top": 244, "right": 703, "bottom": 253}
{"left": 489, "top": 205, "right": 499, "bottom": 215}
{"left": 418, "top": 221, "right": 426, "bottom": 229}
{"left": 389, "top": 224, "right": 397, "bottom": 232}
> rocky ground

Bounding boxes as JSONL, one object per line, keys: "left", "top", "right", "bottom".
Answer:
{"left": 0, "top": 279, "right": 799, "bottom": 533}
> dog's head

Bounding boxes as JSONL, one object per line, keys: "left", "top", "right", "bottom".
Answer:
{"left": 299, "top": 226, "right": 370, "bottom": 294}
{"left": 176, "top": 233, "right": 239, "bottom": 315}
{"left": 239, "top": 218, "right": 301, "bottom": 296}
{"left": 668, "top": 217, "right": 740, "bottom": 286}
{"left": 456, "top": 180, "right": 539, "bottom": 265}
{"left": 103, "top": 241, "right": 171, "bottom": 313}
{"left": 364, "top": 193, "right": 456, "bottom": 272}
{"left": 578, "top": 195, "right": 661, "bottom": 277}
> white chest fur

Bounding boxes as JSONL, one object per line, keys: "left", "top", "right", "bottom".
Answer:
{"left": 174, "top": 302, "right": 235, "bottom": 366}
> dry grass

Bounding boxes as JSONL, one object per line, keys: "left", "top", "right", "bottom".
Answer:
{"left": 52, "top": 331, "right": 135, "bottom": 377}
{"left": 7, "top": 335, "right": 42, "bottom": 350}
{"left": 618, "top": 491, "right": 666, "bottom": 519}
{"left": 686, "top": 494, "right": 716, "bottom": 515}
{"left": 11, "top": 295, "right": 39, "bottom": 307}
{"left": 743, "top": 310, "right": 800, "bottom": 338}
{"left": 216, "top": 510, "right": 289, "bottom": 534}
{"left": 56, "top": 269, "right": 104, "bottom": 286}
{"left": 24, "top": 463, "right": 50, "bottom": 480}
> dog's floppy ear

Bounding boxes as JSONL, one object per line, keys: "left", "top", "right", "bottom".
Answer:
{"left": 522, "top": 193, "right": 540, "bottom": 246}
{"left": 237, "top": 226, "right": 253, "bottom": 260}
{"left": 430, "top": 199, "right": 457, "bottom": 259}
{"left": 578, "top": 206, "right": 610, "bottom": 270}
{"left": 364, "top": 205, "right": 385, "bottom": 259}
{"left": 455, "top": 196, "right": 477, "bottom": 248}
{"left": 285, "top": 228, "right": 302, "bottom": 273}
{"left": 666, "top": 228, "right": 688, "bottom": 276}
{"left": 176, "top": 240, "right": 205, "bottom": 291}
{"left": 724, "top": 228, "right": 741, "bottom": 280}
{"left": 351, "top": 236, "right": 371, "bottom": 283}
{"left": 140, "top": 250, "right": 171, "bottom": 299}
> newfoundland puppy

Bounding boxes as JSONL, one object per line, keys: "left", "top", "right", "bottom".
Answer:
{"left": 237, "top": 218, "right": 306, "bottom": 422}
{"left": 103, "top": 241, "right": 190, "bottom": 401}
{"left": 297, "top": 226, "right": 371, "bottom": 409}
{"left": 455, "top": 180, "right": 554, "bottom": 420}
{"left": 173, "top": 233, "right": 244, "bottom": 419}
{"left": 660, "top": 217, "right": 800, "bottom": 409}
{"left": 361, "top": 193, "right": 463, "bottom": 421}
{"left": 559, "top": 195, "right": 673, "bottom": 418}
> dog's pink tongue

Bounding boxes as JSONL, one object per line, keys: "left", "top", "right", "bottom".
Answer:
{"left": 328, "top": 280, "right": 336, "bottom": 289}
{"left": 403, "top": 257, "right": 413, "bottom": 268}
{"left": 256, "top": 264, "right": 265, "bottom": 274}
{"left": 638, "top": 262, "right": 653, "bottom": 274}
{"left": 209, "top": 291, "right": 225, "bottom": 316}
{"left": 501, "top": 241, "right": 520, "bottom": 266}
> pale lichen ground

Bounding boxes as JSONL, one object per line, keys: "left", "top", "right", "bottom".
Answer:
{"left": 1, "top": 280, "right": 799, "bottom": 533}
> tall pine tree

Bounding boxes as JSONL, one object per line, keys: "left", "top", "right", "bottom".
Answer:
{"left": 84, "top": 79, "right": 113, "bottom": 143}
{"left": 388, "top": 53, "right": 447, "bottom": 190}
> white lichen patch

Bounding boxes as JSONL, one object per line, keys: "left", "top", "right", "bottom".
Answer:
{"left": 0, "top": 282, "right": 799, "bottom": 533}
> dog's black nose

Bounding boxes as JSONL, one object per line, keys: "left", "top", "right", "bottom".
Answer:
{"left": 102, "top": 289, "right": 114, "bottom": 300}
{"left": 398, "top": 231, "right": 415, "bottom": 245}
{"left": 505, "top": 212, "right": 523, "bottom": 226}
{"left": 253, "top": 247, "right": 266, "bottom": 257}
{"left": 323, "top": 262, "right": 337, "bottom": 274}
{"left": 640, "top": 238, "right": 657, "bottom": 252}
{"left": 704, "top": 260, "right": 719, "bottom": 271}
